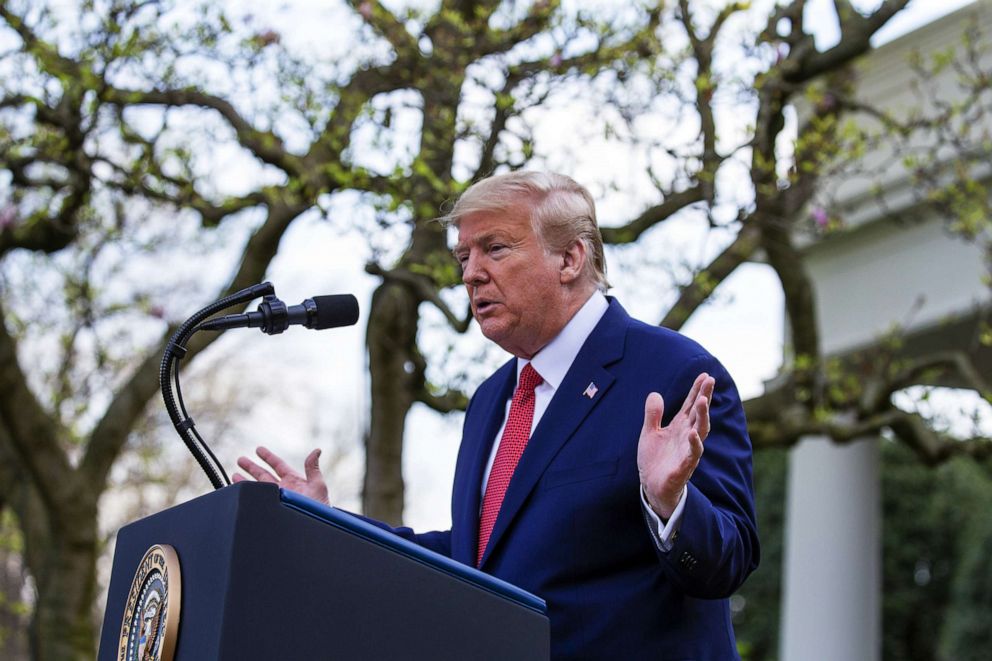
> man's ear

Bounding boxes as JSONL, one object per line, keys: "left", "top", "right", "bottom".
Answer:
{"left": 559, "top": 239, "right": 588, "bottom": 284}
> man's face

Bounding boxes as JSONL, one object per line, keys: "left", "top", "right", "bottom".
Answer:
{"left": 454, "top": 204, "right": 570, "bottom": 358}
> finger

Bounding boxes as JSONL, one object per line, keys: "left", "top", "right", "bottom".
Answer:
{"left": 304, "top": 449, "right": 322, "bottom": 482}
{"left": 232, "top": 473, "right": 246, "bottom": 483}
{"left": 693, "top": 395, "right": 711, "bottom": 442}
{"left": 256, "top": 446, "right": 295, "bottom": 478}
{"left": 237, "top": 456, "right": 279, "bottom": 484}
{"left": 679, "top": 373, "right": 709, "bottom": 415}
{"left": 700, "top": 375, "right": 715, "bottom": 403}
{"left": 688, "top": 429, "right": 704, "bottom": 462}
{"left": 642, "top": 392, "right": 665, "bottom": 433}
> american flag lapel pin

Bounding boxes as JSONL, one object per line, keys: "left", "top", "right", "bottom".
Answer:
{"left": 582, "top": 382, "right": 599, "bottom": 399}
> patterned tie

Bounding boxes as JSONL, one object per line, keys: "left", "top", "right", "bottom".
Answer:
{"left": 477, "top": 363, "right": 543, "bottom": 566}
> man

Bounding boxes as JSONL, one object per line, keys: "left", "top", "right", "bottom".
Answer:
{"left": 236, "top": 172, "right": 758, "bottom": 659}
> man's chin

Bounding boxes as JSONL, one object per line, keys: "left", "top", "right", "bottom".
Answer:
{"left": 477, "top": 319, "right": 504, "bottom": 342}
{"left": 478, "top": 320, "right": 515, "bottom": 350}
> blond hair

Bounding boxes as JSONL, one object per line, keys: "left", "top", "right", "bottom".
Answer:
{"left": 444, "top": 171, "right": 609, "bottom": 292}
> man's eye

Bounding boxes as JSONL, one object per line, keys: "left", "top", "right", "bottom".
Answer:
{"left": 489, "top": 244, "right": 507, "bottom": 255}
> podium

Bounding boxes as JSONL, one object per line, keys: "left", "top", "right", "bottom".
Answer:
{"left": 98, "top": 482, "right": 549, "bottom": 659}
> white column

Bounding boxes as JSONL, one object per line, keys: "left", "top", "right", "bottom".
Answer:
{"left": 779, "top": 435, "right": 881, "bottom": 661}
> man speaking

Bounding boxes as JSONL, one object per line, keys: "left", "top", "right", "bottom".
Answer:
{"left": 236, "top": 171, "right": 759, "bottom": 659}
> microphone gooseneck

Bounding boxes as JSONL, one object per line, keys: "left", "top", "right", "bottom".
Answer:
{"left": 160, "top": 283, "right": 359, "bottom": 490}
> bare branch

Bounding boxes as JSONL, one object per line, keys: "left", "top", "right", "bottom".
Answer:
{"left": 0, "top": 4, "right": 83, "bottom": 80}
{"left": 347, "top": 0, "right": 421, "bottom": 58}
{"left": 101, "top": 87, "right": 301, "bottom": 175}
{"left": 0, "top": 302, "right": 73, "bottom": 506}
{"left": 416, "top": 386, "right": 469, "bottom": 413}
{"left": 787, "top": 0, "right": 912, "bottom": 84}
{"left": 678, "top": 0, "right": 747, "bottom": 199}
{"left": 366, "top": 262, "right": 472, "bottom": 332}
{"left": 79, "top": 199, "right": 311, "bottom": 487}
{"left": 601, "top": 186, "right": 706, "bottom": 245}
{"left": 888, "top": 410, "right": 992, "bottom": 466}
{"left": 661, "top": 224, "right": 761, "bottom": 330}
{"left": 886, "top": 350, "right": 992, "bottom": 402}
{"left": 304, "top": 65, "right": 406, "bottom": 179}
{"left": 477, "top": 0, "right": 561, "bottom": 55}
{"left": 0, "top": 211, "right": 78, "bottom": 257}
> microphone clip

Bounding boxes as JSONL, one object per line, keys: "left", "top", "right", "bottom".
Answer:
{"left": 257, "top": 294, "right": 291, "bottom": 335}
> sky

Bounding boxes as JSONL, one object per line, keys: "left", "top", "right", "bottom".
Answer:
{"left": 177, "top": 0, "right": 989, "bottom": 531}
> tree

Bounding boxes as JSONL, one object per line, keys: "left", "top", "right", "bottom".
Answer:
{"left": 1, "top": 0, "right": 990, "bottom": 658}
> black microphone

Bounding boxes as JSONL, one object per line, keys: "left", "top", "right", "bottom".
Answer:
{"left": 199, "top": 294, "right": 359, "bottom": 335}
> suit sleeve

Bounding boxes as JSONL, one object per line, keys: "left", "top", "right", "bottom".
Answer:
{"left": 344, "top": 514, "right": 454, "bottom": 558}
{"left": 649, "top": 353, "right": 759, "bottom": 599}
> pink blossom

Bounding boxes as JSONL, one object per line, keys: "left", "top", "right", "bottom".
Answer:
{"left": 811, "top": 207, "right": 829, "bottom": 228}
{"left": 255, "top": 29, "right": 280, "bottom": 47}
{"left": 0, "top": 206, "right": 16, "bottom": 230}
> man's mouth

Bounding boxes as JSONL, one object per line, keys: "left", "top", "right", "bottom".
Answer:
{"left": 474, "top": 299, "right": 498, "bottom": 315}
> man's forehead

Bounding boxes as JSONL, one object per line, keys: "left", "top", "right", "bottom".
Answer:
{"left": 453, "top": 207, "right": 533, "bottom": 248}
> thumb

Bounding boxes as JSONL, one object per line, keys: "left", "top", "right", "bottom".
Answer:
{"left": 304, "top": 448, "right": 322, "bottom": 481}
{"left": 642, "top": 392, "right": 665, "bottom": 433}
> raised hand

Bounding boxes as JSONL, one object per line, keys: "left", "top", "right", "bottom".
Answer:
{"left": 637, "top": 373, "right": 715, "bottom": 519}
{"left": 233, "top": 446, "right": 330, "bottom": 506}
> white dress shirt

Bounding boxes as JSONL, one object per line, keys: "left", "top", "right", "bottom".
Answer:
{"left": 479, "top": 291, "right": 685, "bottom": 550}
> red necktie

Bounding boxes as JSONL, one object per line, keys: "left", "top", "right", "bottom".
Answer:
{"left": 477, "top": 363, "right": 543, "bottom": 566}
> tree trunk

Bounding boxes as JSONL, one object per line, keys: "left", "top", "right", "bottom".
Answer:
{"left": 363, "top": 279, "right": 421, "bottom": 524}
{"left": 21, "top": 488, "right": 98, "bottom": 661}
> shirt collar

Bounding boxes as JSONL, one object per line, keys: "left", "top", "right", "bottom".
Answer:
{"left": 517, "top": 291, "right": 609, "bottom": 391}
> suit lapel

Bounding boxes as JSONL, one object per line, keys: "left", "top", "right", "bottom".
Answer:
{"left": 478, "top": 301, "right": 629, "bottom": 567}
{"left": 450, "top": 359, "right": 516, "bottom": 565}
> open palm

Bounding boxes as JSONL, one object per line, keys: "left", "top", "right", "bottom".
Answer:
{"left": 637, "top": 373, "right": 715, "bottom": 519}
{"left": 233, "top": 445, "right": 330, "bottom": 506}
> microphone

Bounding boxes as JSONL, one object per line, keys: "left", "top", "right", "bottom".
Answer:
{"left": 199, "top": 294, "right": 359, "bottom": 335}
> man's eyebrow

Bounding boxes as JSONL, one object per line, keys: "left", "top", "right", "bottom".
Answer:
{"left": 452, "top": 232, "right": 500, "bottom": 255}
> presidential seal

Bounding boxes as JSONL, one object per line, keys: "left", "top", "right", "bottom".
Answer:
{"left": 118, "top": 544, "right": 181, "bottom": 661}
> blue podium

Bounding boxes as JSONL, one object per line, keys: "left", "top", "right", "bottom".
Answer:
{"left": 98, "top": 482, "right": 549, "bottom": 659}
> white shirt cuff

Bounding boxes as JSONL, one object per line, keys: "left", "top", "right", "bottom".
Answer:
{"left": 639, "top": 485, "right": 687, "bottom": 552}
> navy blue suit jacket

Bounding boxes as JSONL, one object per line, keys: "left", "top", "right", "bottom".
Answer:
{"left": 391, "top": 299, "right": 758, "bottom": 659}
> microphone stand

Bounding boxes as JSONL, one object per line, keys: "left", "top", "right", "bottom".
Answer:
{"left": 160, "top": 282, "right": 276, "bottom": 489}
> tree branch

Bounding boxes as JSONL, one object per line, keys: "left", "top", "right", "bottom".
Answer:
{"left": 0, "top": 209, "right": 78, "bottom": 257}
{"left": 888, "top": 409, "right": 992, "bottom": 466}
{"left": 477, "top": 0, "right": 561, "bottom": 55}
{"left": 348, "top": 0, "right": 421, "bottom": 59}
{"left": 661, "top": 223, "right": 761, "bottom": 330}
{"left": 747, "top": 362, "right": 992, "bottom": 466}
{"left": 0, "top": 4, "right": 84, "bottom": 81}
{"left": 101, "top": 87, "right": 300, "bottom": 175}
{"left": 884, "top": 350, "right": 992, "bottom": 404}
{"left": 79, "top": 198, "right": 311, "bottom": 487}
{"left": 416, "top": 386, "right": 470, "bottom": 413}
{"left": 304, "top": 65, "right": 407, "bottom": 181}
{"left": 678, "top": 0, "right": 745, "bottom": 208}
{"left": 601, "top": 186, "right": 705, "bottom": 244}
{"left": 0, "top": 302, "right": 73, "bottom": 508}
{"left": 785, "top": 0, "right": 911, "bottom": 84}
{"left": 366, "top": 262, "right": 472, "bottom": 332}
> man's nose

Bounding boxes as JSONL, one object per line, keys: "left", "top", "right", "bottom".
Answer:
{"left": 461, "top": 254, "right": 488, "bottom": 285}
